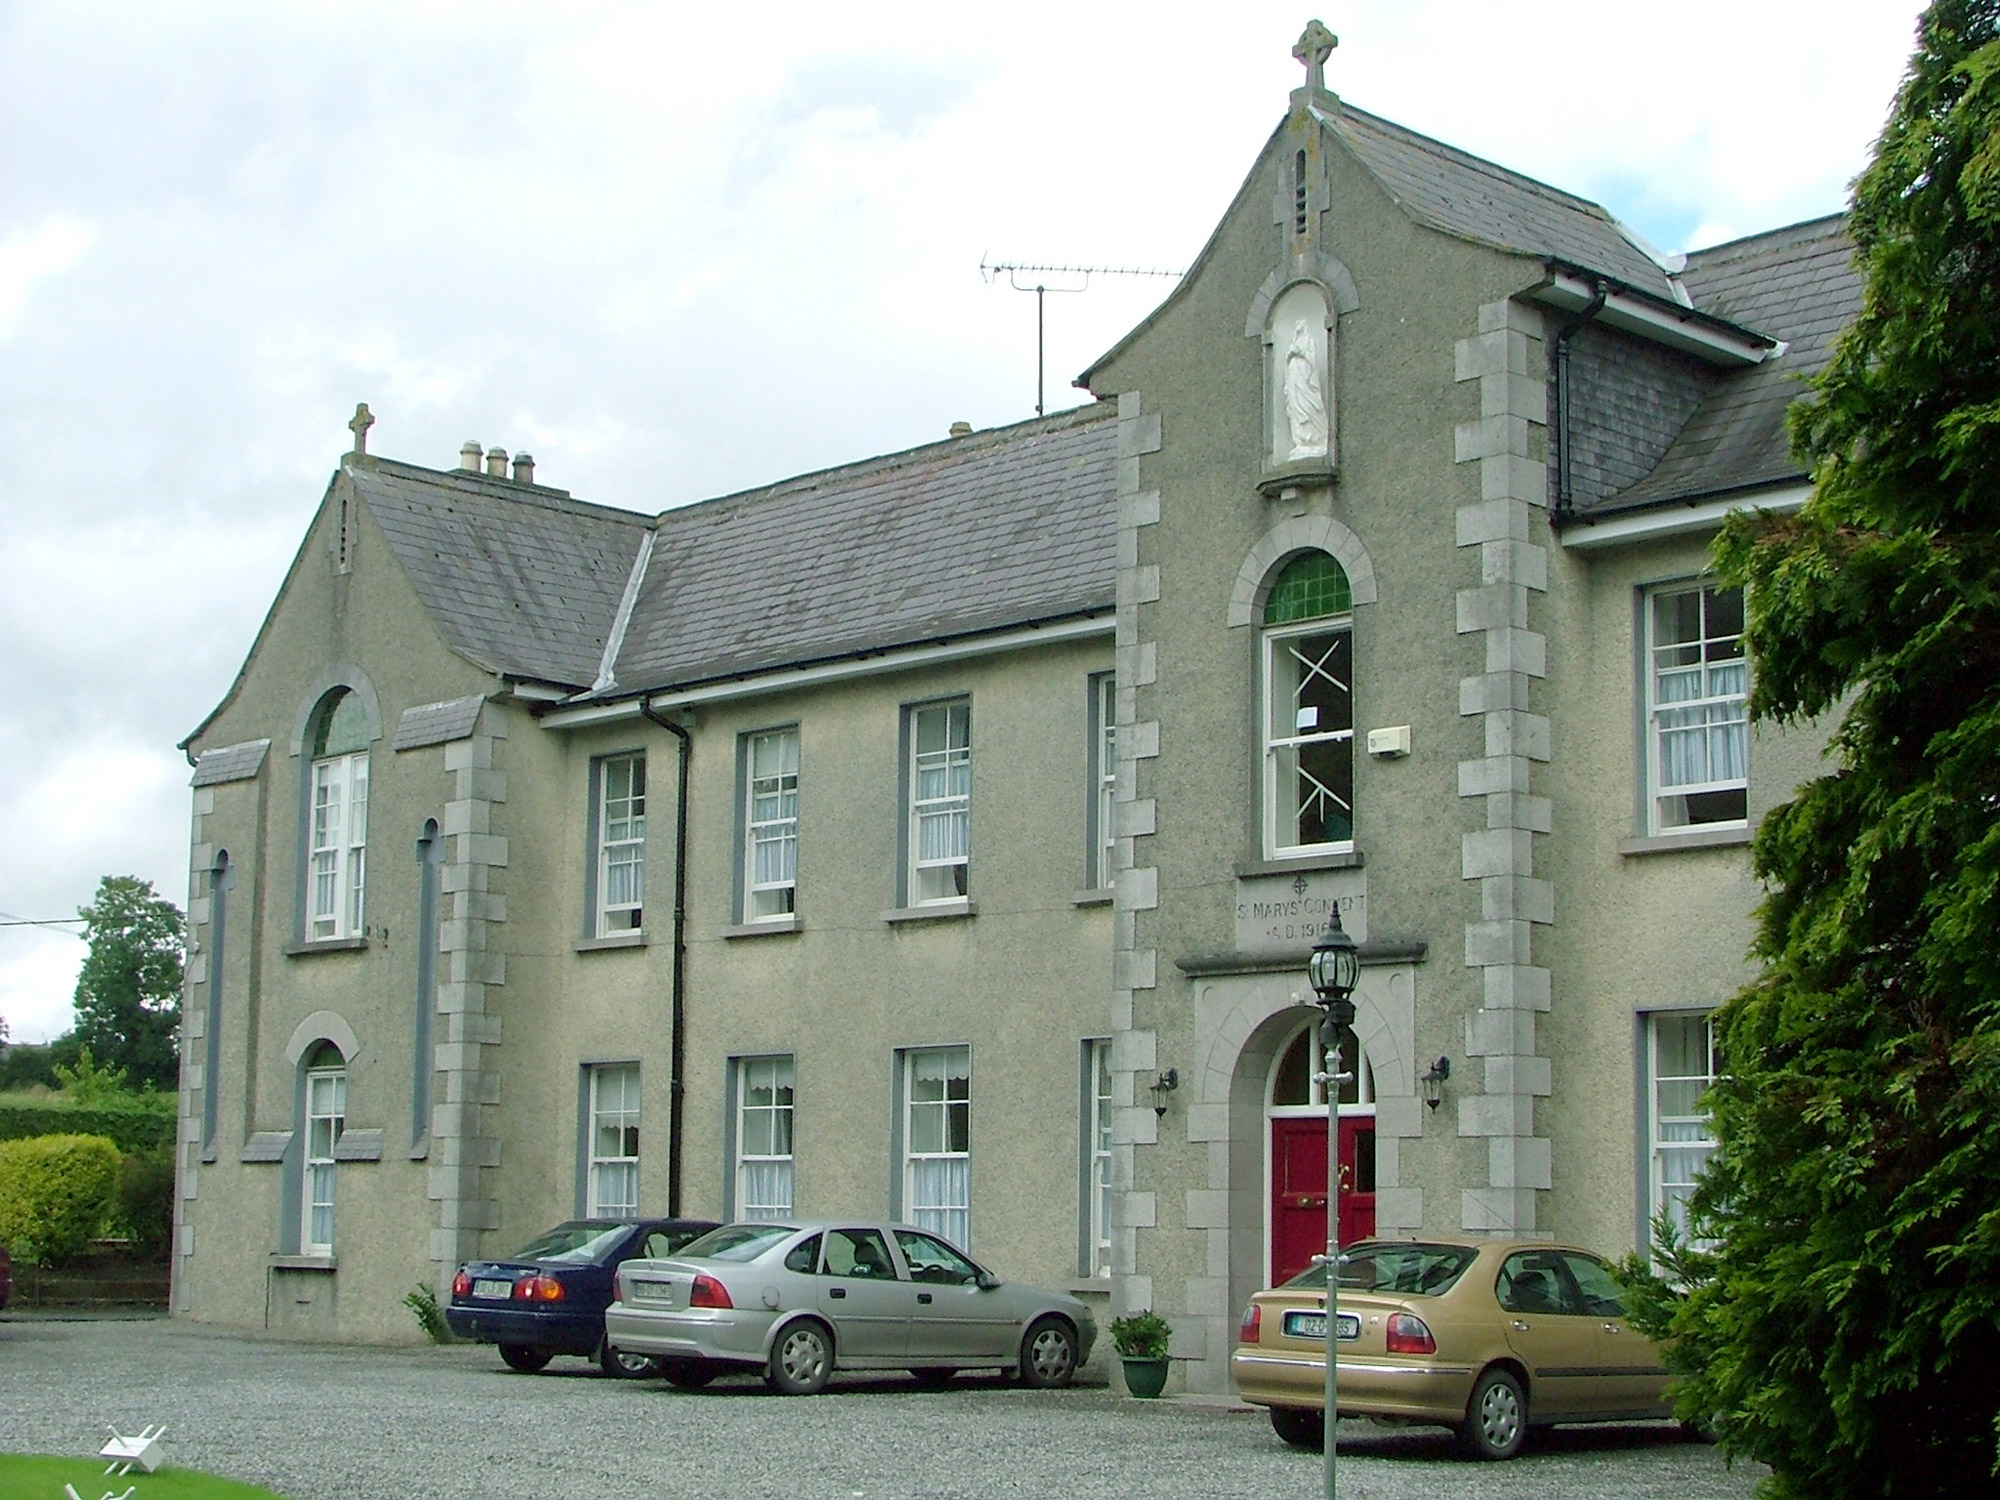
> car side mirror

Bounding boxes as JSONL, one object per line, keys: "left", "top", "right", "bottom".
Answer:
{"left": 976, "top": 1270, "right": 1000, "bottom": 1291}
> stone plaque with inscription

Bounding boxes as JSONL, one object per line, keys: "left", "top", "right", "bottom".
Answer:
{"left": 1234, "top": 868, "right": 1367, "bottom": 952}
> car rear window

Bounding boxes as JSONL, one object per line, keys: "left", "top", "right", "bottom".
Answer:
{"left": 510, "top": 1223, "right": 628, "bottom": 1262}
{"left": 1282, "top": 1242, "right": 1477, "bottom": 1296}
{"left": 677, "top": 1224, "right": 795, "bottom": 1263}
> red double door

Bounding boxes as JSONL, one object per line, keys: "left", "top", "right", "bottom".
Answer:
{"left": 1270, "top": 1116, "right": 1376, "bottom": 1286}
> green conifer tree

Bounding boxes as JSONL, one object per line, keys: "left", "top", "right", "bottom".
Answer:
{"left": 1634, "top": 5, "right": 2000, "bottom": 1495}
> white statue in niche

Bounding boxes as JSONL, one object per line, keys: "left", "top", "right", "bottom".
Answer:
{"left": 1283, "top": 318, "right": 1329, "bottom": 460}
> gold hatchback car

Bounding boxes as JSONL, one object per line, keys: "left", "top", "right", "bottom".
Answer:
{"left": 1231, "top": 1237, "right": 1671, "bottom": 1459}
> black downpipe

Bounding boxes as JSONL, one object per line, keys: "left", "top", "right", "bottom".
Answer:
{"left": 1549, "top": 279, "right": 1609, "bottom": 526}
{"left": 641, "top": 701, "right": 691, "bottom": 1217}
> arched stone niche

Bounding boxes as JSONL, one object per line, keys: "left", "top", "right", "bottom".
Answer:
{"left": 1266, "top": 280, "right": 1334, "bottom": 468}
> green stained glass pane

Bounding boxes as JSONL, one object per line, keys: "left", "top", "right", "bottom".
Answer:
{"left": 1264, "top": 553, "right": 1352, "bottom": 625}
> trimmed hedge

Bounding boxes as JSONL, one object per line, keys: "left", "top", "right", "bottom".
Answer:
{"left": 0, "top": 1133, "right": 123, "bottom": 1266}
{"left": 0, "top": 1097, "right": 174, "bottom": 1154}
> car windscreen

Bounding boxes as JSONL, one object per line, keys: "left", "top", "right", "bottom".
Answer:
{"left": 510, "top": 1223, "right": 628, "bottom": 1263}
{"left": 675, "top": 1224, "right": 796, "bottom": 1263}
{"left": 1282, "top": 1242, "right": 1478, "bottom": 1296}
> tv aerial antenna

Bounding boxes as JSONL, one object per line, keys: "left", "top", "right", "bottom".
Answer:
{"left": 980, "top": 258, "right": 1183, "bottom": 416}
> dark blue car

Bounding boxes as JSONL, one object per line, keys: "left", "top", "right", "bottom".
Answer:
{"left": 447, "top": 1218, "right": 719, "bottom": 1376}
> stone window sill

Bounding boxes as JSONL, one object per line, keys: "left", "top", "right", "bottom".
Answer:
{"left": 1618, "top": 827, "right": 1751, "bottom": 857}
{"left": 269, "top": 1254, "right": 337, "bottom": 1273}
{"left": 722, "top": 917, "right": 802, "bottom": 939}
{"left": 574, "top": 931, "right": 648, "bottom": 953}
{"left": 1234, "top": 849, "right": 1365, "bottom": 879}
{"left": 883, "top": 900, "right": 977, "bottom": 925}
{"left": 1071, "top": 890, "right": 1114, "bottom": 908}
{"left": 284, "top": 936, "right": 368, "bottom": 957}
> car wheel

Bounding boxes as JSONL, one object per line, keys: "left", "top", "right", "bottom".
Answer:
{"left": 1269, "top": 1406, "right": 1324, "bottom": 1449}
{"left": 598, "top": 1341, "right": 664, "bottom": 1379}
{"left": 909, "top": 1367, "right": 956, "bottom": 1389}
{"left": 766, "top": 1320, "right": 833, "bottom": 1395}
{"left": 1459, "top": 1367, "right": 1528, "bottom": 1460}
{"left": 1017, "top": 1316, "right": 1079, "bottom": 1389}
{"left": 498, "top": 1344, "right": 553, "bottom": 1374}
{"left": 661, "top": 1359, "right": 719, "bottom": 1390}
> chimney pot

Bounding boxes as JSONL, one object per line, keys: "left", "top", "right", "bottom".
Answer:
{"left": 949, "top": 420, "right": 973, "bottom": 438}
{"left": 512, "top": 453, "right": 536, "bottom": 485}
{"left": 485, "top": 446, "right": 509, "bottom": 477}
{"left": 460, "top": 441, "right": 483, "bottom": 472}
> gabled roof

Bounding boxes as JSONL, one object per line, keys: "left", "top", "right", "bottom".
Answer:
{"left": 351, "top": 461, "right": 652, "bottom": 688}
{"left": 604, "top": 403, "right": 1117, "bottom": 696}
{"left": 1582, "top": 216, "right": 1860, "bottom": 515}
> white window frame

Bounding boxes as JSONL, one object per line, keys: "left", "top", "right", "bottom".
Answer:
{"left": 587, "top": 1063, "right": 641, "bottom": 1218}
{"left": 1089, "top": 674, "right": 1118, "bottom": 890}
{"left": 596, "top": 753, "right": 646, "bottom": 936}
{"left": 1644, "top": 583, "right": 1748, "bottom": 835}
{"left": 907, "top": 701, "right": 971, "bottom": 905}
{"left": 1647, "top": 1010, "right": 1720, "bottom": 1247}
{"left": 309, "top": 751, "right": 368, "bottom": 940}
{"left": 1084, "top": 1038, "right": 1114, "bottom": 1277}
{"left": 303, "top": 1064, "right": 346, "bottom": 1254}
{"left": 1262, "top": 617, "right": 1354, "bottom": 857}
{"left": 734, "top": 1055, "right": 795, "bottom": 1221}
{"left": 743, "top": 729, "right": 799, "bottom": 921}
{"left": 902, "top": 1045, "right": 970, "bottom": 1249}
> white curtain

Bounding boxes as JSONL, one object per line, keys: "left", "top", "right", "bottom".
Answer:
{"left": 909, "top": 1158, "right": 970, "bottom": 1250}
{"left": 739, "top": 1160, "right": 794, "bottom": 1221}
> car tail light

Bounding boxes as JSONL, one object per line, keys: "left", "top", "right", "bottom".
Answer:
{"left": 689, "top": 1273, "right": 733, "bottom": 1310}
{"left": 514, "top": 1276, "right": 565, "bottom": 1303}
{"left": 451, "top": 1271, "right": 471, "bottom": 1299}
{"left": 1239, "top": 1304, "right": 1262, "bottom": 1344}
{"left": 611, "top": 1278, "right": 622, "bottom": 1303}
{"left": 1384, "top": 1313, "right": 1435, "bottom": 1355}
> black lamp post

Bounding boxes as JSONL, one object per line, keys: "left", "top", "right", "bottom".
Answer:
{"left": 1307, "top": 909, "right": 1359, "bottom": 1500}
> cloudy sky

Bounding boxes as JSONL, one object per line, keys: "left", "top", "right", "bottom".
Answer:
{"left": 0, "top": 0, "right": 1927, "bottom": 1042}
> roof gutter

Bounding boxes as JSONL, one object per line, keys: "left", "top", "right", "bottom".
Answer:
{"left": 1556, "top": 482, "right": 1811, "bottom": 550}
{"left": 537, "top": 613, "right": 1114, "bottom": 730}
{"left": 1527, "top": 267, "right": 1782, "bottom": 367}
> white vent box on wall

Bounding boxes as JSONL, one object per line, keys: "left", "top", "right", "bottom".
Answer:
{"left": 1366, "top": 725, "right": 1412, "bottom": 758}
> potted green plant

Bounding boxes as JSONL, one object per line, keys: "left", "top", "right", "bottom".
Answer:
{"left": 1111, "top": 1310, "right": 1172, "bottom": 1398}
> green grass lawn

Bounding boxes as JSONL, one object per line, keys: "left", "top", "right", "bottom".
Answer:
{"left": 0, "top": 1456, "right": 297, "bottom": 1499}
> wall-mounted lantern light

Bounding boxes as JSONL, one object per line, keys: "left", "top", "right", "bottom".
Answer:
{"left": 1150, "top": 1067, "right": 1180, "bottom": 1116}
{"left": 1421, "top": 1056, "right": 1452, "bottom": 1112}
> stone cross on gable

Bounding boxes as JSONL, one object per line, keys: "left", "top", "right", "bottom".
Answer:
{"left": 1293, "top": 19, "right": 1337, "bottom": 95}
{"left": 348, "top": 402, "right": 374, "bottom": 456}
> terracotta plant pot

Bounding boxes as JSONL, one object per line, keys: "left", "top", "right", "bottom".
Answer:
{"left": 1121, "top": 1355, "right": 1170, "bottom": 1398}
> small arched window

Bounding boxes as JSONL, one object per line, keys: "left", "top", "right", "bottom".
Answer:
{"left": 1261, "top": 552, "right": 1354, "bottom": 855}
{"left": 302, "top": 1040, "right": 347, "bottom": 1254}
{"left": 307, "top": 689, "right": 369, "bottom": 940}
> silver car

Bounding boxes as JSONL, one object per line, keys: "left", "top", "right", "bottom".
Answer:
{"left": 604, "top": 1220, "right": 1097, "bottom": 1395}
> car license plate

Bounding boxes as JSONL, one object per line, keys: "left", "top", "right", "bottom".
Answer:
{"left": 1283, "top": 1310, "right": 1359, "bottom": 1341}
{"left": 473, "top": 1279, "right": 512, "bottom": 1300}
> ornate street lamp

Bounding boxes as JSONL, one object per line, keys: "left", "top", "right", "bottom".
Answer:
{"left": 1307, "top": 909, "right": 1360, "bottom": 1500}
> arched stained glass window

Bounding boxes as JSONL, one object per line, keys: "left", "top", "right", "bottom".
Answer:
{"left": 1261, "top": 552, "right": 1354, "bottom": 853}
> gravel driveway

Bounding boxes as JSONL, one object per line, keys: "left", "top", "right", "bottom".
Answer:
{"left": 0, "top": 1314, "right": 1765, "bottom": 1500}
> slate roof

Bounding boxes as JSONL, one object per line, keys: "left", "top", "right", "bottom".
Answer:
{"left": 1321, "top": 101, "right": 1684, "bottom": 302}
{"left": 1581, "top": 216, "right": 1861, "bottom": 516}
{"left": 352, "top": 461, "right": 651, "bottom": 687}
{"left": 606, "top": 402, "right": 1118, "bottom": 696}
